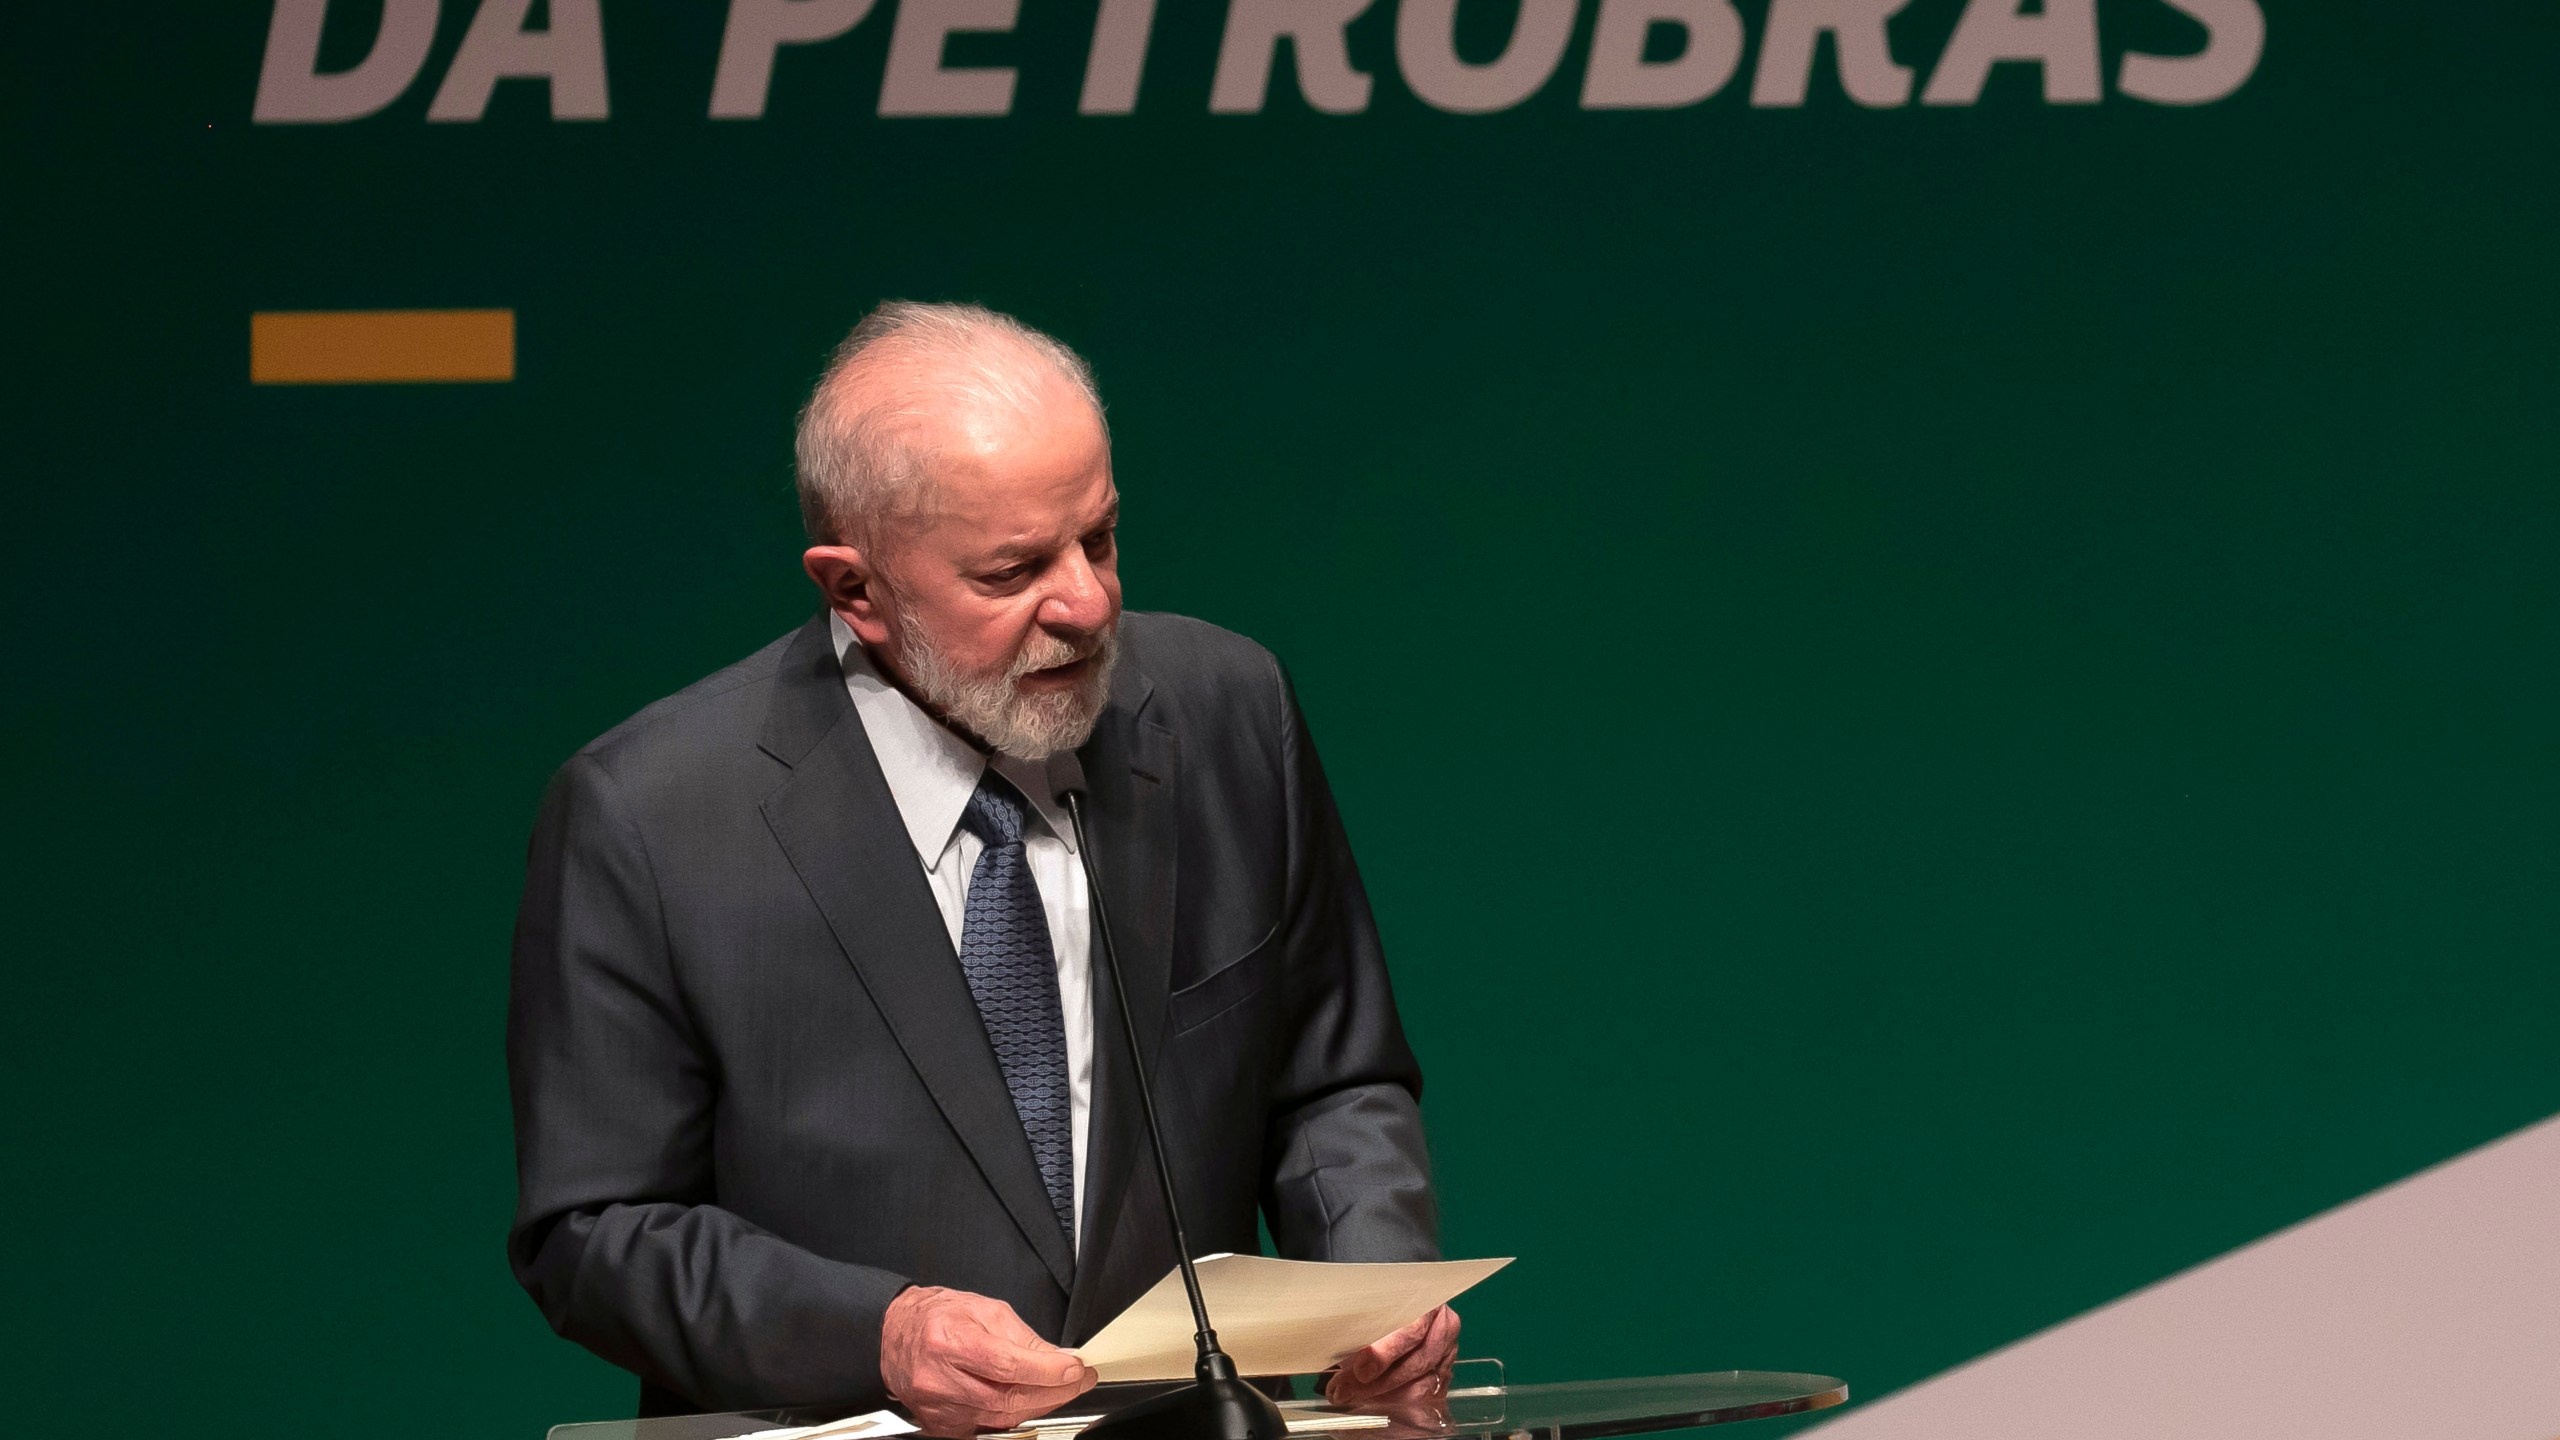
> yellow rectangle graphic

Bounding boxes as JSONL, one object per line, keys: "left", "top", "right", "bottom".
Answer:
{"left": 251, "top": 309, "right": 515, "bottom": 384}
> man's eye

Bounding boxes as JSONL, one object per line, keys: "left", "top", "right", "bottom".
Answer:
{"left": 1084, "top": 529, "right": 1115, "bottom": 556}
{"left": 982, "top": 565, "right": 1030, "bottom": 585}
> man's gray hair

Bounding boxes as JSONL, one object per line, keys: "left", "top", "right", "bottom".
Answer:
{"left": 795, "top": 300, "right": 1106, "bottom": 547}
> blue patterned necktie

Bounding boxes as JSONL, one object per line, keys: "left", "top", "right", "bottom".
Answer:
{"left": 956, "top": 770, "right": 1076, "bottom": 1244}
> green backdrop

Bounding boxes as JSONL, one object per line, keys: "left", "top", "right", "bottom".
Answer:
{"left": 10, "top": 2, "right": 2556, "bottom": 1436}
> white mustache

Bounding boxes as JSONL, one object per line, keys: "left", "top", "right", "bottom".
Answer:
{"left": 891, "top": 608, "right": 1118, "bottom": 760}
{"left": 1007, "top": 631, "right": 1102, "bottom": 681}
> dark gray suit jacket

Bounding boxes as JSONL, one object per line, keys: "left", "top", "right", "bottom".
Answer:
{"left": 508, "top": 612, "right": 1437, "bottom": 1416}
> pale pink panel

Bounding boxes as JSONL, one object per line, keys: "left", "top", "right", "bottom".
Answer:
{"left": 1805, "top": 1112, "right": 2560, "bottom": 1440}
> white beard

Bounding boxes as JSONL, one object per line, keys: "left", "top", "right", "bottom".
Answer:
{"left": 889, "top": 609, "right": 1119, "bottom": 761}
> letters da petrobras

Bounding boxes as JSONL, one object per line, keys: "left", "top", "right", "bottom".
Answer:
{"left": 254, "top": 0, "right": 2264, "bottom": 125}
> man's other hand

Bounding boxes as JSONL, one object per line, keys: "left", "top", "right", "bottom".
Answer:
{"left": 1325, "top": 1305, "right": 1460, "bottom": 1407}
{"left": 882, "top": 1286, "right": 1097, "bottom": 1435}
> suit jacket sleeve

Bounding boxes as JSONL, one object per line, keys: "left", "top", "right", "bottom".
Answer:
{"left": 1257, "top": 661, "right": 1442, "bottom": 1264}
{"left": 508, "top": 752, "right": 910, "bottom": 1411}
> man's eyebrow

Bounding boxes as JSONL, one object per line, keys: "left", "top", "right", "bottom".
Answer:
{"left": 972, "top": 507, "right": 1117, "bottom": 567}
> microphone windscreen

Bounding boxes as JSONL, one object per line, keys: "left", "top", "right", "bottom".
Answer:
{"left": 1045, "top": 750, "right": 1090, "bottom": 804}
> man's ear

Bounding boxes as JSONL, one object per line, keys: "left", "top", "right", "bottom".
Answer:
{"left": 802, "top": 545, "right": 894, "bottom": 648}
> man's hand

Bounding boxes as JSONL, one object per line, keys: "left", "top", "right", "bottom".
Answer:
{"left": 1325, "top": 1305, "right": 1460, "bottom": 1408}
{"left": 882, "top": 1286, "right": 1097, "bottom": 1436}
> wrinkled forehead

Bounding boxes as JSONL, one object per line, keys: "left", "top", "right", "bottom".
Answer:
{"left": 881, "top": 398, "right": 1113, "bottom": 554}
{"left": 906, "top": 371, "right": 1106, "bottom": 466}
{"left": 842, "top": 329, "right": 1096, "bottom": 438}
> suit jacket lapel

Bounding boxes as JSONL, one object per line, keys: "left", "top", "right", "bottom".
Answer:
{"left": 1066, "top": 676, "right": 1181, "bottom": 1335}
{"left": 756, "top": 615, "right": 1077, "bottom": 1294}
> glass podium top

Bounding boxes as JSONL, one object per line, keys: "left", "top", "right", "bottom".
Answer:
{"left": 550, "top": 1369, "right": 1848, "bottom": 1440}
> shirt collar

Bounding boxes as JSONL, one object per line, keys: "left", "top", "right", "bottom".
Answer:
{"left": 828, "top": 613, "right": 1078, "bottom": 868}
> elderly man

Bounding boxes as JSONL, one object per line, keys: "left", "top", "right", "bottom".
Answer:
{"left": 508, "top": 301, "right": 1454, "bottom": 1433}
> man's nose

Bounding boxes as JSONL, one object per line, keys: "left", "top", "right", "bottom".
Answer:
{"left": 1040, "top": 548, "right": 1115, "bottom": 634}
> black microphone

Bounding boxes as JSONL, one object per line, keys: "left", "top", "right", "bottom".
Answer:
{"left": 1056, "top": 782, "right": 1287, "bottom": 1440}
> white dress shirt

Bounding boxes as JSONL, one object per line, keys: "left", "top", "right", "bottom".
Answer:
{"left": 829, "top": 615, "right": 1095, "bottom": 1251}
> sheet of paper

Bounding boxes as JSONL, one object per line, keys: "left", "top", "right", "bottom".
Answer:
{"left": 1068, "top": 1253, "right": 1512, "bottom": 1382}
{"left": 1018, "top": 1399, "right": 1379, "bottom": 1431}
{"left": 726, "top": 1410, "right": 918, "bottom": 1440}
{"left": 993, "top": 1409, "right": 1386, "bottom": 1438}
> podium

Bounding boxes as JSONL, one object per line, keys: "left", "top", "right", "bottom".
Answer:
{"left": 547, "top": 1368, "right": 1849, "bottom": 1440}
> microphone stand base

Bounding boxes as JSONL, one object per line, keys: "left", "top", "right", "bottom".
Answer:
{"left": 1077, "top": 1374, "right": 1289, "bottom": 1440}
